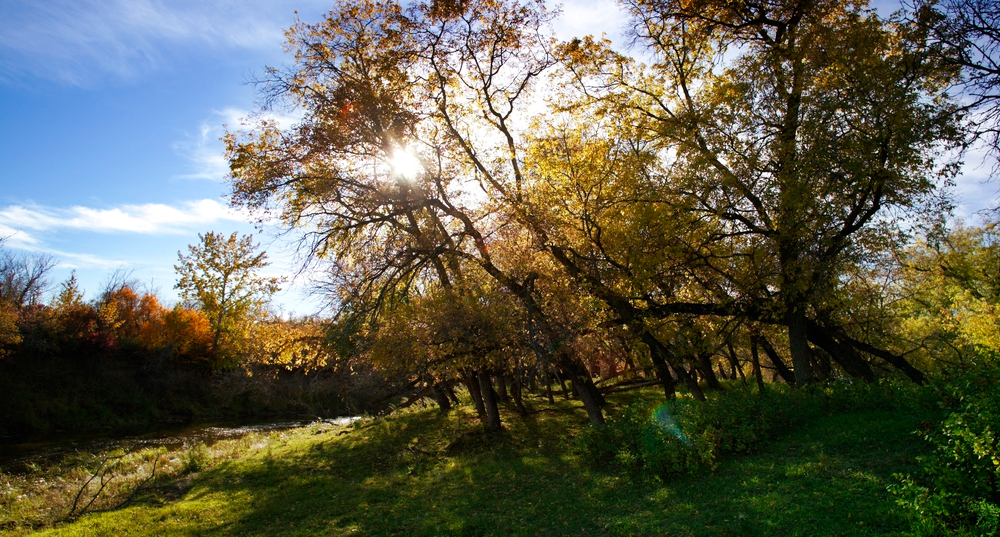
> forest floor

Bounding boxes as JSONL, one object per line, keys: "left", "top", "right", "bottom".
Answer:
{"left": 4, "top": 389, "right": 933, "bottom": 536}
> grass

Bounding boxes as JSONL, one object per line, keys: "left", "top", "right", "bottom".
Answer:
{"left": 3, "top": 388, "right": 935, "bottom": 536}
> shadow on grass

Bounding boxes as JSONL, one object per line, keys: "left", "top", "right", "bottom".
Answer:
{"left": 42, "top": 396, "right": 932, "bottom": 537}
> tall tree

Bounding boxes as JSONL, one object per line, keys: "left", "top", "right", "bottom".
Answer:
{"left": 175, "top": 232, "right": 282, "bottom": 364}
{"left": 559, "top": 0, "right": 960, "bottom": 384}
{"left": 226, "top": 0, "right": 610, "bottom": 423}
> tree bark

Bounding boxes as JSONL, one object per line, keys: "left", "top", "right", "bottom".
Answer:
{"left": 510, "top": 377, "right": 529, "bottom": 416}
{"left": 477, "top": 371, "right": 503, "bottom": 431}
{"left": 804, "top": 323, "right": 875, "bottom": 382}
{"left": 463, "top": 370, "right": 486, "bottom": 419}
{"left": 697, "top": 352, "right": 723, "bottom": 391}
{"left": 566, "top": 368, "right": 605, "bottom": 425}
{"left": 639, "top": 330, "right": 708, "bottom": 401}
{"left": 431, "top": 382, "right": 452, "bottom": 411}
{"left": 726, "top": 341, "right": 748, "bottom": 387}
{"left": 445, "top": 382, "right": 460, "bottom": 405}
{"left": 811, "top": 348, "right": 832, "bottom": 381}
{"left": 750, "top": 335, "right": 766, "bottom": 392}
{"left": 758, "top": 335, "right": 796, "bottom": 384}
{"left": 496, "top": 375, "right": 509, "bottom": 402}
{"left": 819, "top": 325, "right": 924, "bottom": 384}
{"left": 787, "top": 308, "right": 814, "bottom": 386}
{"left": 557, "top": 374, "right": 570, "bottom": 399}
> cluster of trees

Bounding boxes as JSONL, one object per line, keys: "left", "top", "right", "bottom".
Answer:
{"left": 0, "top": 232, "right": 334, "bottom": 373}
{"left": 3, "top": 0, "right": 997, "bottom": 436}
{"left": 222, "top": 0, "right": 1000, "bottom": 430}
{"left": 0, "top": 234, "right": 389, "bottom": 436}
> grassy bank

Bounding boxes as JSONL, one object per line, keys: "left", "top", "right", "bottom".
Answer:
{"left": 3, "top": 387, "right": 937, "bottom": 536}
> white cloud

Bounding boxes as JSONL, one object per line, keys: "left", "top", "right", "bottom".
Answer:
{"left": 173, "top": 107, "right": 300, "bottom": 181}
{"left": 52, "top": 250, "right": 128, "bottom": 270}
{"left": 0, "top": 199, "right": 249, "bottom": 235}
{"left": 0, "top": 0, "right": 328, "bottom": 85}
{"left": 0, "top": 223, "right": 39, "bottom": 248}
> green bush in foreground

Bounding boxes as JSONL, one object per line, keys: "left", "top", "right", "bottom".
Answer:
{"left": 580, "top": 379, "right": 925, "bottom": 478}
{"left": 891, "top": 368, "right": 1000, "bottom": 536}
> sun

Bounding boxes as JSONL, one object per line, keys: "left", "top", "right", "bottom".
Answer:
{"left": 390, "top": 148, "right": 423, "bottom": 181}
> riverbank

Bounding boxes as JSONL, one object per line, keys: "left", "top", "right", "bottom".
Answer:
{"left": 1, "top": 386, "right": 937, "bottom": 536}
{"left": 0, "top": 416, "right": 332, "bottom": 476}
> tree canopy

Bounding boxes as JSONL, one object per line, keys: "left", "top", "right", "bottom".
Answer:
{"left": 224, "top": 0, "right": 973, "bottom": 428}
{"left": 175, "top": 232, "right": 283, "bottom": 365}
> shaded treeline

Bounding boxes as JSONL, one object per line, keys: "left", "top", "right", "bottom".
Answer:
{"left": 0, "top": 260, "right": 395, "bottom": 437}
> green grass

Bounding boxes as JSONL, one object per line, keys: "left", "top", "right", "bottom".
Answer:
{"left": 10, "top": 391, "right": 933, "bottom": 536}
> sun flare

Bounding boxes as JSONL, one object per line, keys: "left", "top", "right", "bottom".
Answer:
{"left": 390, "top": 149, "right": 423, "bottom": 181}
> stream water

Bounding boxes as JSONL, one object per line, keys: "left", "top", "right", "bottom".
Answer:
{"left": 0, "top": 416, "right": 361, "bottom": 473}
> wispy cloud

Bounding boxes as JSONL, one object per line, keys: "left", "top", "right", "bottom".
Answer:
{"left": 173, "top": 107, "right": 300, "bottom": 181}
{"left": 52, "top": 250, "right": 128, "bottom": 270}
{"left": 0, "top": 223, "right": 39, "bottom": 248}
{"left": 0, "top": 0, "right": 326, "bottom": 85}
{"left": 0, "top": 199, "right": 248, "bottom": 236}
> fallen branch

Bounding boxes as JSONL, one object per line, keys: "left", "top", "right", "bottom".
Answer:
{"left": 66, "top": 454, "right": 163, "bottom": 520}
{"left": 92, "top": 457, "right": 160, "bottom": 513}
{"left": 68, "top": 455, "right": 122, "bottom": 518}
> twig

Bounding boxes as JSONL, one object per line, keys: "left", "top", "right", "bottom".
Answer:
{"left": 93, "top": 457, "right": 160, "bottom": 513}
{"left": 68, "top": 456, "right": 122, "bottom": 518}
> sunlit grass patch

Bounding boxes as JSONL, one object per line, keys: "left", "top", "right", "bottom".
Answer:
{"left": 3, "top": 388, "right": 944, "bottom": 536}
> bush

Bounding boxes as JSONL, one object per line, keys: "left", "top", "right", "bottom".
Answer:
{"left": 182, "top": 443, "right": 213, "bottom": 473}
{"left": 580, "top": 379, "right": 928, "bottom": 479}
{"left": 891, "top": 369, "right": 1000, "bottom": 536}
{"left": 579, "top": 385, "right": 807, "bottom": 477}
{"left": 578, "top": 400, "right": 712, "bottom": 476}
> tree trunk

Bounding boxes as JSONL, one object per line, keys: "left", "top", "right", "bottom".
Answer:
{"left": 510, "top": 377, "right": 529, "bottom": 416}
{"left": 758, "top": 335, "right": 796, "bottom": 384}
{"left": 545, "top": 374, "right": 555, "bottom": 403}
{"left": 813, "top": 349, "right": 831, "bottom": 381}
{"left": 445, "top": 382, "right": 461, "bottom": 405}
{"left": 557, "top": 374, "right": 570, "bottom": 399}
{"left": 584, "top": 374, "right": 607, "bottom": 407}
{"left": 477, "top": 371, "right": 503, "bottom": 431}
{"left": 750, "top": 335, "right": 766, "bottom": 393}
{"left": 804, "top": 322, "right": 874, "bottom": 381}
{"left": 641, "top": 330, "right": 705, "bottom": 401}
{"left": 431, "top": 382, "right": 452, "bottom": 411}
{"left": 566, "top": 369, "right": 605, "bottom": 425}
{"left": 463, "top": 371, "right": 486, "bottom": 419}
{"left": 698, "top": 353, "right": 723, "bottom": 391}
{"left": 814, "top": 322, "right": 925, "bottom": 384}
{"left": 496, "top": 375, "right": 509, "bottom": 402}
{"left": 787, "top": 308, "right": 814, "bottom": 386}
{"left": 726, "top": 341, "right": 748, "bottom": 387}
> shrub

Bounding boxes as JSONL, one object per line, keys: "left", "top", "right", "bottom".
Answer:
{"left": 580, "top": 379, "right": 926, "bottom": 479}
{"left": 891, "top": 369, "right": 1000, "bottom": 536}
{"left": 578, "top": 400, "right": 710, "bottom": 476}
{"left": 182, "top": 443, "right": 213, "bottom": 473}
{"left": 579, "top": 386, "right": 802, "bottom": 476}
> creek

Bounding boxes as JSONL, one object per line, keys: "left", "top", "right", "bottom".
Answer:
{"left": 0, "top": 416, "right": 361, "bottom": 473}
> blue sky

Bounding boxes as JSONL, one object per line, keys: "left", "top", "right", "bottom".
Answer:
{"left": 0, "top": 0, "right": 344, "bottom": 313}
{"left": 0, "top": 0, "right": 994, "bottom": 315}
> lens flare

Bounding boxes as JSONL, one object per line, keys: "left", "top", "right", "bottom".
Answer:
{"left": 652, "top": 405, "right": 692, "bottom": 447}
